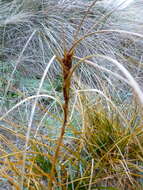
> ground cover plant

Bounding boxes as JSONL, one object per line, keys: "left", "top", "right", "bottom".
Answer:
{"left": 0, "top": 0, "right": 143, "bottom": 189}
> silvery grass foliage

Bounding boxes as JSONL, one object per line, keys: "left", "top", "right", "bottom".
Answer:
{"left": 0, "top": 0, "right": 143, "bottom": 126}
{"left": 0, "top": 0, "right": 143, "bottom": 116}
{"left": 0, "top": 0, "right": 142, "bottom": 143}
{"left": 0, "top": 0, "right": 143, "bottom": 132}
{"left": 104, "top": 0, "right": 134, "bottom": 10}
{"left": 0, "top": 0, "right": 143, "bottom": 78}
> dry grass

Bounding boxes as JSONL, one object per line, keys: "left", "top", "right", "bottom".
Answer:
{"left": 0, "top": 0, "right": 143, "bottom": 189}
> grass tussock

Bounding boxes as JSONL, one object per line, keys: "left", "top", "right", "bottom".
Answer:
{"left": 0, "top": 0, "right": 143, "bottom": 189}
{"left": 1, "top": 97, "right": 143, "bottom": 189}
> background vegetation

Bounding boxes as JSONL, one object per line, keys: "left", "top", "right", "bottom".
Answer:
{"left": 0, "top": 0, "right": 143, "bottom": 189}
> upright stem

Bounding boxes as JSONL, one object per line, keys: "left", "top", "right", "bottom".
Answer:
{"left": 48, "top": 50, "right": 73, "bottom": 189}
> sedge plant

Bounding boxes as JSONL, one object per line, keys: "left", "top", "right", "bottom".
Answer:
{"left": 0, "top": 0, "right": 143, "bottom": 189}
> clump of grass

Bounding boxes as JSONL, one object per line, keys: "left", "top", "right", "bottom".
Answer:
{"left": 0, "top": 0, "right": 143, "bottom": 190}
{"left": 0, "top": 90, "right": 143, "bottom": 189}
{"left": 57, "top": 94, "right": 143, "bottom": 189}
